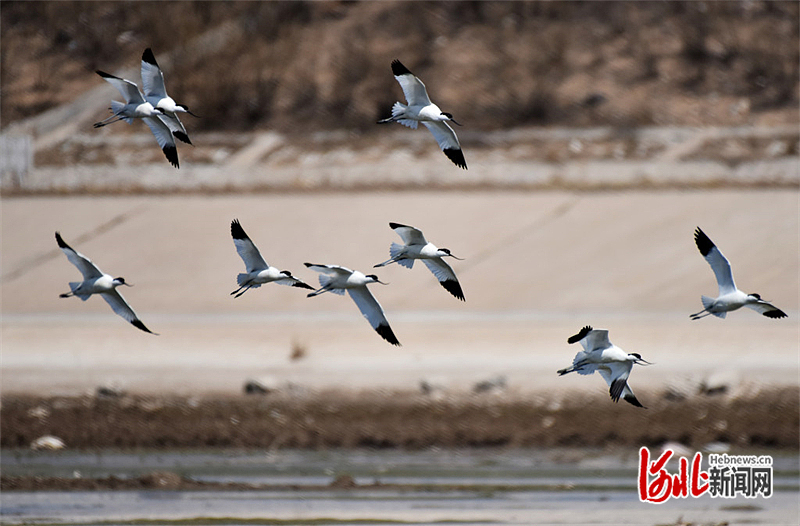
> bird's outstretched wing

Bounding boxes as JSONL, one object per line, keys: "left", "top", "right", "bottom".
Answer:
{"left": 389, "top": 222, "right": 427, "bottom": 246}
{"left": 143, "top": 116, "right": 179, "bottom": 168}
{"left": 55, "top": 232, "right": 104, "bottom": 280}
{"left": 230, "top": 219, "right": 269, "bottom": 272}
{"left": 421, "top": 121, "right": 466, "bottom": 169}
{"left": 304, "top": 263, "right": 352, "bottom": 277}
{"left": 347, "top": 287, "right": 400, "bottom": 346}
{"left": 694, "top": 227, "right": 736, "bottom": 296}
{"left": 568, "top": 326, "right": 610, "bottom": 353}
{"left": 96, "top": 71, "right": 145, "bottom": 105}
{"left": 102, "top": 289, "right": 157, "bottom": 334}
{"left": 745, "top": 300, "right": 788, "bottom": 319}
{"left": 421, "top": 258, "right": 464, "bottom": 301}
{"left": 598, "top": 363, "right": 644, "bottom": 408}
{"left": 141, "top": 48, "right": 168, "bottom": 100}
{"left": 391, "top": 60, "right": 431, "bottom": 107}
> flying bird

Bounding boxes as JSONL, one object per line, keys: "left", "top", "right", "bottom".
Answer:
{"left": 229, "top": 219, "right": 313, "bottom": 298}
{"left": 378, "top": 59, "right": 467, "bottom": 169}
{"left": 55, "top": 232, "right": 156, "bottom": 334}
{"left": 93, "top": 70, "right": 180, "bottom": 168}
{"left": 304, "top": 263, "right": 400, "bottom": 346}
{"left": 140, "top": 48, "right": 197, "bottom": 145}
{"left": 691, "top": 227, "right": 787, "bottom": 320}
{"left": 374, "top": 222, "right": 464, "bottom": 301}
{"left": 557, "top": 326, "right": 649, "bottom": 408}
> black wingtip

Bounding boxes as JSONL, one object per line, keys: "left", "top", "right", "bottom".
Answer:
{"left": 131, "top": 319, "right": 157, "bottom": 335}
{"left": 55, "top": 231, "right": 69, "bottom": 249}
{"left": 230, "top": 219, "right": 247, "bottom": 240}
{"left": 443, "top": 148, "right": 467, "bottom": 169}
{"left": 389, "top": 222, "right": 410, "bottom": 230}
{"left": 376, "top": 323, "right": 401, "bottom": 346}
{"left": 163, "top": 146, "right": 179, "bottom": 168}
{"left": 440, "top": 279, "right": 465, "bottom": 301}
{"left": 609, "top": 378, "right": 626, "bottom": 403}
{"left": 142, "top": 48, "right": 158, "bottom": 66}
{"left": 391, "top": 59, "right": 412, "bottom": 77}
{"left": 694, "top": 227, "right": 714, "bottom": 257}
{"left": 173, "top": 131, "right": 192, "bottom": 145}
{"left": 568, "top": 325, "right": 593, "bottom": 344}
{"left": 764, "top": 308, "right": 788, "bottom": 319}
{"left": 624, "top": 394, "right": 646, "bottom": 408}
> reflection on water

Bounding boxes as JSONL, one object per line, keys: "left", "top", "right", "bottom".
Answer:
{"left": 2, "top": 448, "right": 798, "bottom": 525}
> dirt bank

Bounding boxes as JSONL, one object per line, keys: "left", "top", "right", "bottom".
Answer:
{"left": 3, "top": 388, "right": 797, "bottom": 451}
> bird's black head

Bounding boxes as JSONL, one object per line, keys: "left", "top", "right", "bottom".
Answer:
{"left": 114, "top": 277, "right": 132, "bottom": 286}
{"left": 631, "top": 353, "right": 642, "bottom": 359}
{"left": 366, "top": 274, "right": 379, "bottom": 281}
{"left": 281, "top": 270, "right": 293, "bottom": 277}
{"left": 749, "top": 293, "right": 762, "bottom": 300}
{"left": 440, "top": 248, "right": 452, "bottom": 255}
{"left": 441, "top": 112, "right": 461, "bottom": 126}
{"left": 178, "top": 104, "right": 199, "bottom": 117}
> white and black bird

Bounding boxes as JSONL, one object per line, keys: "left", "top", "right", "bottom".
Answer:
{"left": 140, "top": 48, "right": 196, "bottom": 145}
{"left": 557, "top": 326, "right": 649, "bottom": 408}
{"left": 93, "top": 70, "right": 180, "bottom": 168}
{"left": 304, "top": 263, "right": 400, "bottom": 346}
{"left": 55, "top": 232, "right": 156, "bottom": 334}
{"left": 378, "top": 59, "right": 467, "bottom": 169}
{"left": 374, "top": 222, "right": 464, "bottom": 301}
{"left": 691, "top": 227, "right": 787, "bottom": 320}
{"left": 229, "top": 219, "right": 313, "bottom": 298}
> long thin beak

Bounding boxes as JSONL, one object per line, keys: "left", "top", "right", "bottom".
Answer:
{"left": 635, "top": 358, "right": 653, "bottom": 366}
{"left": 376, "top": 280, "right": 390, "bottom": 285}
{"left": 123, "top": 282, "right": 133, "bottom": 287}
{"left": 187, "top": 110, "right": 200, "bottom": 118}
{"left": 447, "top": 254, "right": 465, "bottom": 261}
{"left": 450, "top": 119, "right": 462, "bottom": 126}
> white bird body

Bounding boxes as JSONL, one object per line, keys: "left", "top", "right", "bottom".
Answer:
{"left": 379, "top": 60, "right": 467, "bottom": 169}
{"left": 304, "top": 263, "right": 400, "bottom": 346}
{"left": 691, "top": 227, "right": 787, "bottom": 320}
{"left": 229, "top": 219, "right": 313, "bottom": 297}
{"left": 557, "top": 326, "right": 648, "bottom": 408}
{"left": 94, "top": 70, "right": 180, "bottom": 168}
{"left": 55, "top": 232, "right": 156, "bottom": 334}
{"left": 374, "top": 222, "right": 464, "bottom": 301}
{"left": 140, "top": 48, "right": 195, "bottom": 145}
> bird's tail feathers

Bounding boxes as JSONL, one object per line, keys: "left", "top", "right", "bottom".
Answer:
{"left": 701, "top": 295, "right": 726, "bottom": 318}
{"left": 318, "top": 275, "right": 345, "bottom": 295}
{"left": 237, "top": 273, "right": 256, "bottom": 287}
{"left": 69, "top": 282, "right": 92, "bottom": 301}
{"left": 389, "top": 243, "right": 414, "bottom": 268}
{"left": 110, "top": 101, "right": 133, "bottom": 124}
{"left": 392, "top": 102, "right": 419, "bottom": 129}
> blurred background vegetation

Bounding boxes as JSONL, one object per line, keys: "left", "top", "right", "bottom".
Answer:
{"left": 2, "top": 1, "right": 798, "bottom": 134}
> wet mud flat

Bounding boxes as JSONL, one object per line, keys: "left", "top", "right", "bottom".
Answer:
{"left": 2, "top": 447, "right": 799, "bottom": 526}
{"left": 3, "top": 388, "right": 798, "bottom": 451}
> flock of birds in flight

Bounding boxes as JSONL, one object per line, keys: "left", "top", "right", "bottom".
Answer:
{"left": 65, "top": 50, "right": 788, "bottom": 407}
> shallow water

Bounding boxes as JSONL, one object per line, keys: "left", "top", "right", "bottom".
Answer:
{"left": 2, "top": 448, "right": 798, "bottom": 525}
